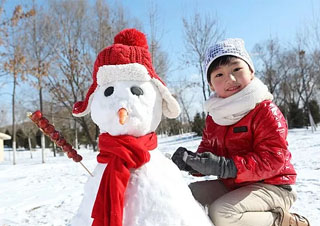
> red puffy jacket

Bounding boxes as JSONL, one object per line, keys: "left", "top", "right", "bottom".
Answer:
{"left": 197, "top": 100, "right": 296, "bottom": 190}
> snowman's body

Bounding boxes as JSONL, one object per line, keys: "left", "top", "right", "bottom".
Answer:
{"left": 72, "top": 150, "right": 213, "bottom": 226}
{"left": 72, "top": 29, "right": 213, "bottom": 226}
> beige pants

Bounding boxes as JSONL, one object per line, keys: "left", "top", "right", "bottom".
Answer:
{"left": 189, "top": 180, "right": 297, "bottom": 226}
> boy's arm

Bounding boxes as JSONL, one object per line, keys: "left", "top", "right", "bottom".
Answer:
{"left": 172, "top": 115, "right": 213, "bottom": 176}
{"left": 232, "top": 102, "right": 289, "bottom": 183}
{"left": 185, "top": 152, "right": 237, "bottom": 178}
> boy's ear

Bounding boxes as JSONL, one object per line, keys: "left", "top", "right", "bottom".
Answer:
{"left": 208, "top": 73, "right": 215, "bottom": 91}
{"left": 209, "top": 82, "right": 215, "bottom": 91}
{"left": 250, "top": 71, "right": 255, "bottom": 80}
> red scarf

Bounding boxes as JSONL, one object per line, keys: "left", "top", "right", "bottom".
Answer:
{"left": 91, "top": 132, "right": 157, "bottom": 226}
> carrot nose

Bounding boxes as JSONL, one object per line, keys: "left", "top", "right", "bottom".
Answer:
{"left": 118, "top": 108, "right": 128, "bottom": 125}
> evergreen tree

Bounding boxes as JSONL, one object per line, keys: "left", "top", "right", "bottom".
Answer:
{"left": 192, "top": 112, "right": 206, "bottom": 136}
{"left": 167, "top": 119, "right": 183, "bottom": 136}
{"left": 287, "top": 102, "right": 304, "bottom": 128}
{"left": 309, "top": 100, "right": 320, "bottom": 125}
{"left": 16, "top": 128, "right": 28, "bottom": 148}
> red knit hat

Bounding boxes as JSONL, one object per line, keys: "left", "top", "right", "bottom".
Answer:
{"left": 72, "top": 28, "right": 180, "bottom": 118}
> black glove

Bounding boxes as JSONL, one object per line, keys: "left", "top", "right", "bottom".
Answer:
{"left": 185, "top": 152, "right": 237, "bottom": 178}
{"left": 171, "top": 147, "right": 199, "bottom": 173}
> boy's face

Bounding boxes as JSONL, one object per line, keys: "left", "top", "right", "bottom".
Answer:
{"left": 209, "top": 58, "right": 254, "bottom": 98}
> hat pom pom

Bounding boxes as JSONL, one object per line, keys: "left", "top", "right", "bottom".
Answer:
{"left": 114, "top": 28, "right": 148, "bottom": 49}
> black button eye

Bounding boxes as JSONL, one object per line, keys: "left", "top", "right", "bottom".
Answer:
{"left": 130, "top": 86, "right": 144, "bottom": 96}
{"left": 104, "top": 87, "right": 114, "bottom": 97}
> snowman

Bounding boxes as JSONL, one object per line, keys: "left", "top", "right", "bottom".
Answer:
{"left": 71, "top": 29, "right": 213, "bottom": 226}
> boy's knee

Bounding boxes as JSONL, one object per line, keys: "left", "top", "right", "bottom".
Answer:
{"left": 208, "top": 200, "right": 220, "bottom": 222}
{"left": 209, "top": 199, "right": 236, "bottom": 225}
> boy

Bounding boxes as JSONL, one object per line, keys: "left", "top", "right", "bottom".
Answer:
{"left": 172, "top": 38, "right": 309, "bottom": 226}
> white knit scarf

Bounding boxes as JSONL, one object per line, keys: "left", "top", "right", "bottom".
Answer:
{"left": 204, "top": 78, "right": 273, "bottom": 126}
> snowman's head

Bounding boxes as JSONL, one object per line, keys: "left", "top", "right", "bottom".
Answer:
{"left": 90, "top": 79, "right": 162, "bottom": 136}
{"left": 72, "top": 29, "right": 180, "bottom": 136}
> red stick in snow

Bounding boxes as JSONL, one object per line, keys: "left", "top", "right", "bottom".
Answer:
{"left": 27, "top": 110, "right": 93, "bottom": 177}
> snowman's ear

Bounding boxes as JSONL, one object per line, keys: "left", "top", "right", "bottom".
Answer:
{"left": 152, "top": 78, "right": 181, "bottom": 119}
{"left": 72, "top": 85, "right": 97, "bottom": 117}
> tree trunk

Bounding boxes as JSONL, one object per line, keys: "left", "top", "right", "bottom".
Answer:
{"left": 180, "top": 97, "right": 191, "bottom": 125}
{"left": 80, "top": 117, "right": 96, "bottom": 152}
{"left": 38, "top": 78, "right": 45, "bottom": 163}
{"left": 53, "top": 142, "right": 56, "bottom": 157}
{"left": 28, "top": 136, "right": 33, "bottom": 159}
{"left": 309, "top": 112, "right": 317, "bottom": 132}
{"left": 74, "top": 119, "right": 78, "bottom": 149}
{"left": 40, "top": 133, "right": 45, "bottom": 163}
{"left": 199, "top": 61, "right": 207, "bottom": 101}
{"left": 51, "top": 104, "right": 56, "bottom": 157}
{"left": 95, "top": 124, "right": 99, "bottom": 143}
{"left": 12, "top": 72, "right": 17, "bottom": 165}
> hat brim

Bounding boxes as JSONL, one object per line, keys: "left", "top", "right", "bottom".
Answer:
{"left": 205, "top": 53, "right": 255, "bottom": 76}
{"left": 74, "top": 63, "right": 180, "bottom": 119}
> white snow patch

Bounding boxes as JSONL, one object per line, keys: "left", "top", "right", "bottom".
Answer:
{"left": 0, "top": 129, "right": 319, "bottom": 225}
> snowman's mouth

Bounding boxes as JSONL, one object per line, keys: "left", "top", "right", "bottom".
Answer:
{"left": 118, "top": 108, "right": 128, "bottom": 125}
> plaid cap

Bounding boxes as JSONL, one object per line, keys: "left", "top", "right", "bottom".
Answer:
{"left": 204, "top": 38, "right": 255, "bottom": 76}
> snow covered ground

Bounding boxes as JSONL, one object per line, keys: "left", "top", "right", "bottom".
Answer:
{"left": 0, "top": 128, "right": 319, "bottom": 226}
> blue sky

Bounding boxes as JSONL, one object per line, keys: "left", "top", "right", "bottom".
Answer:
{"left": 117, "top": 2, "right": 316, "bottom": 46}
{"left": 4, "top": 0, "right": 320, "bottom": 73}
{"left": 116, "top": 0, "right": 319, "bottom": 71}
{"left": 1, "top": 0, "right": 320, "bottom": 121}
{"left": 5, "top": 0, "right": 320, "bottom": 69}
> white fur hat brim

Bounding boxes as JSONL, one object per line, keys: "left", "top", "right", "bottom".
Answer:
{"left": 96, "top": 63, "right": 180, "bottom": 119}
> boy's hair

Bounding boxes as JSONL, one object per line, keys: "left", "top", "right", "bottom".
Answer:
{"left": 204, "top": 38, "right": 255, "bottom": 84}
{"left": 207, "top": 55, "right": 238, "bottom": 84}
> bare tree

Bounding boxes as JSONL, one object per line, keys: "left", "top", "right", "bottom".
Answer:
{"left": 296, "top": 49, "right": 318, "bottom": 131}
{"left": 5, "top": 46, "right": 24, "bottom": 165}
{"left": 0, "top": 108, "right": 8, "bottom": 127}
{"left": 274, "top": 50, "right": 299, "bottom": 120}
{"left": 46, "top": 0, "right": 98, "bottom": 151}
{"left": 46, "top": 0, "right": 143, "bottom": 150}
{"left": 0, "top": 0, "right": 5, "bottom": 46}
{"left": 311, "top": 49, "right": 320, "bottom": 99}
{"left": 87, "top": 0, "right": 112, "bottom": 55}
{"left": 109, "top": 3, "right": 141, "bottom": 37}
{"left": 88, "top": 0, "right": 141, "bottom": 56}
{"left": 287, "top": 33, "right": 319, "bottom": 131}
{"left": 182, "top": 13, "right": 224, "bottom": 101}
{"left": 1, "top": 5, "right": 34, "bottom": 164}
{"left": 15, "top": 103, "right": 38, "bottom": 158}
{"left": 146, "top": 2, "right": 168, "bottom": 81}
{"left": 175, "top": 81, "right": 198, "bottom": 126}
{"left": 254, "top": 39, "right": 282, "bottom": 93}
{"left": 23, "top": 3, "right": 57, "bottom": 163}
{"left": 308, "top": 7, "right": 320, "bottom": 101}
{"left": 253, "top": 33, "right": 320, "bottom": 130}
{"left": 253, "top": 38, "right": 297, "bottom": 109}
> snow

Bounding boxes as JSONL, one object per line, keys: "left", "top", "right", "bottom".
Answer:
{"left": 72, "top": 150, "right": 212, "bottom": 226}
{"left": 0, "top": 129, "right": 319, "bottom": 226}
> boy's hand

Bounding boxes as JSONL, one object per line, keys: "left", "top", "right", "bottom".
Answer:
{"left": 185, "top": 152, "right": 237, "bottom": 178}
{"left": 171, "top": 147, "right": 199, "bottom": 173}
